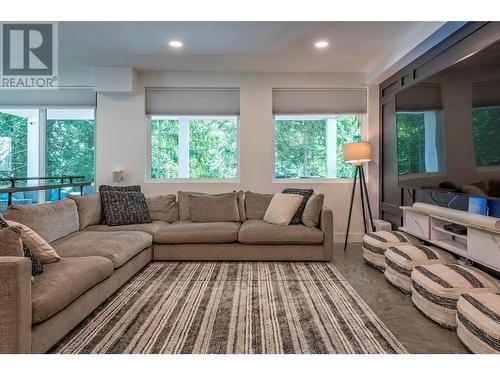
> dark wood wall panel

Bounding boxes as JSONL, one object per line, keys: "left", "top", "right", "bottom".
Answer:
{"left": 379, "top": 21, "right": 500, "bottom": 227}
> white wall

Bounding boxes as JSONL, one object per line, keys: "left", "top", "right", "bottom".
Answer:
{"left": 96, "top": 71, "right": 379, "bottom": 242}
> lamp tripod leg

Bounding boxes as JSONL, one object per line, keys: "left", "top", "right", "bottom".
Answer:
{"left": 360, "top": 167, "right": 375, "bottom": 232}
{"left": 359, "top": 166, "right": 368, "bottom": 234}
{"left": 344, "top": 166, "right": 358, "bottom": 252}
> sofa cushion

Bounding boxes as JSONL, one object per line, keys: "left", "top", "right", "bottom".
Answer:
{"left": 145, "top": 194, "right": 178, "bottom": 223}
{"left": 237, "top": 190, "right": 246, "bottom": 222}
{"left": 189, "top": 192, "right": 240, "bottom": 222}
{"left": 67, "top": 193, "right": 102, "bottom": 230}
{"left": 302, "top": 193, "right": 324, "bottom": 227}
{"left": 3, "top": 199, "right": 79, "bottom": 243}
{"left": 6, "top": 220, "right": 62, "bottom": 264}
{"left": 282, "top": 188, "right": 314, "bottom": 225}
{"left": 99, "top": 185, "right": 142, "bottom": 224}
{"left": 244, "top": 191, "right": 273, "bottom": 219}
{"left": 100, "top": 191, "right": 152, "bottom": 226}
{"left": 263, "top": 193, "right": 303, "bottom": 226}
{"left": 83, "top": 220, "right": 170, "bottom": 236}
{"left": 1, "top": 217, "right": 44, "bottom": 276}
{"left": 0, "top": 226, "right": 23, "bottom": 257}
{"left": 31, "top": 256, "right": 114, "bottom": 324}
{"left": 51, "top": 231, "right": 152, "bottom": 268}
{"left": 154, "top": 221, "right": 241, "bottom": 244}
{"left": 238, "top": 219, "right": 323, "bottom": 245}
{"left": 177, "top": 191, "right": 207, "bottom": 220}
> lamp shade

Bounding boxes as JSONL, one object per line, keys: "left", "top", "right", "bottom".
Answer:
{"left": 343, "top": 141, "right": 372, "bottom": 165}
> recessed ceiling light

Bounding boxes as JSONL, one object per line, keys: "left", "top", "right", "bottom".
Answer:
{"left": 315, "top": 41, "right": 329, "bottom": 48}
{"left": 169, "top": 40, "right": 183, "bottom": 48}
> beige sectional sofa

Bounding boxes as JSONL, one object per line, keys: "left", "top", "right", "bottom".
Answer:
{"left": 0, "top": 192, "right": 333, "bottom": 354}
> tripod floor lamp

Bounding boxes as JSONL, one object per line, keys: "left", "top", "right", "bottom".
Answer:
{"left": 343, "top": 141, "right": 374, "bottom": 252}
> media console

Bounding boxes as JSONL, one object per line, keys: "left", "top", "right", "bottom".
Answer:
{"left": 400, "top": 202, "right": 500, "bottom": 272}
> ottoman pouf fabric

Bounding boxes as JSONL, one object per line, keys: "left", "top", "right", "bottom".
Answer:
{"left": 411, "top": 264, "right": 500, "bottom": 328}
{"left": 456, "top": 292, "right": 500, "bottom": 353}
{"left": 384, "top": 244, "right": 457, "bottom": 294}
{"left": 362, "top": 231, "right": 420, "bottom": 271}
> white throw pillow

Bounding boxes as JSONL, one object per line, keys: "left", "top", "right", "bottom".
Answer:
{"left": 263, "top": 193, "right": 303, "bottom": 226}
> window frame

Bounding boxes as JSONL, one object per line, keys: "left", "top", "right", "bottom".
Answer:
{"left": 272, "top": 113, "right": 368, "bottom": 183}
{"left": 0, "top": 106, "right": 97, "bottom": 202}
{"left": 145, "top": 114, "right": 241, "bottom": 183}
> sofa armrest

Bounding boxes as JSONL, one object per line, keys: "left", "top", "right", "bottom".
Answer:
{"left": 319, "top": 208, "right": 333, "bottom": 261}
{"left": 0, "top": 257, "right": 31, "bottom": 353}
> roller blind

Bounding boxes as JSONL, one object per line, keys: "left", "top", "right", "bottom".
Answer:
{"left": 472, "top": 80, "right": 500, "bottom": 108}
{"left": 396, "top": 84, "right": 442, "bottom": 111}
{"left": 0, "top": 88, "right": 96, "bottom": 107}
{"left": 272, "top": 88, "right": 367, "bottom": 115}
{"left": 146, "top": 88, "right": 240, "bottom": 115}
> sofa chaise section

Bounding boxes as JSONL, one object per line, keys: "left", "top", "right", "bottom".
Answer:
{"left": 1, "top": 200, "right": 154, "bottom": 353}
{"left": 31, "top": 256, "right": 114, "bottom": 324}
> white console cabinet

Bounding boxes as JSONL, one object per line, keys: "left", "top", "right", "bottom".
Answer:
{"left": 400, "top": 203, "right": 500, "bottom": 271}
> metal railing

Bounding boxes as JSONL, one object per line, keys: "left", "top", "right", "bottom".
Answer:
{"left": 0, "top": 175, "right": 92, "bottom": 206}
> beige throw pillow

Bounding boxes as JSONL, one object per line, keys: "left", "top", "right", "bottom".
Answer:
{"left": 146, "top": 194, "right": 179, "bottom": 222}
{"left": 0, "top": 226, "right": 24, "bottom": 257}
{"left": 302, "top": 193, "right": 324, "bottom": 227}
{"left": 6, "top": 220, "right": 61, "bottom": 264}
{"left": 189, "top": 192, "right": 240, "bottom": 222}
{"left": 263, "top": 193, "right": 303, "bottom": 226}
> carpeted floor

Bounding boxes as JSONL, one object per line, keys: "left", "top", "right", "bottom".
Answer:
{"left": 50, "top": 262, "right": 407, "bottom": 354}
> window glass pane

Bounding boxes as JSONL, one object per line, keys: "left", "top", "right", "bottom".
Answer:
{"left": 46, "top": 109, "right": 95, "bottom": 197}
{"left": 0, "top": 109, "right": 38, "bottom": 182}
{"left": 274, "top": 115, "right": 361, "bottom": 179}
{"left": 472, "top": 106, "right": 500, "bottom": 168}
{"left": 189, "top": 118, "right": 238, "bottom": 179}
{"left": 336, "top": 115, "right": 362, "bottom": 178}
{"left": 396, "top": 111, "right": 443, "bottom": 176}
{"left": 150, "top": 118, "right": 179, "bottom": 179}
{"left": 150, "top": 116, "right": 238, "bottom": 179}
{"left": 0, "top": 109, "right": 39, "bottom": 211}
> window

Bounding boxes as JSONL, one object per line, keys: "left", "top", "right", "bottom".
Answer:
{"left": 274, "top": 114, "right": 363, "bottom": 179}
{"left": 472, "top": 106, "right": 500, "bottom": 168}
{"left": 0, "top": 108, "right": 95, "bottom": 209}
{"left": 150, "top": 116, "right": 238, "bottom": 180}
{"left": 0, "top": 109, "right": 37, "bottom": 185}
{"left": 396, "top": 111, "right": 444, "bottom": 176}
{"left": 46, "top": 109, "right": 96, "bottom": 196}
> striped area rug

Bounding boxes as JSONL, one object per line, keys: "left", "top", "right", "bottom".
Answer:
{"left": 50, "top": 262, "right": 407, "bottom": 354}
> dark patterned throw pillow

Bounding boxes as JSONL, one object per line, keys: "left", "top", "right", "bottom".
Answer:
{"left": 99, "top": 185, "right": 141, "bottom": 224}
{"left": 100, "top": 191, "right": 152, "bottom": 226}
{"left": 282, "top": 188, "right": 314, "bottom": 225}
{"left": 0, "top": 216, "right": 43, "bottom": 276}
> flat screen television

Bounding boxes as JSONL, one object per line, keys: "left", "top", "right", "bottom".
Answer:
{"left": 396, "top": 39, "right": 500, "bottom": 203}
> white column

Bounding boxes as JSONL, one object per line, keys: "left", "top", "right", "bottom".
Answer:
{"left": 178, "top": 117, "right": 190, "bottom": 178}
{"left": 27, "top": 116, "right": 40, "bottom": 182}
{"left": 326, "top": 118, "right": 337, "bottom": 178}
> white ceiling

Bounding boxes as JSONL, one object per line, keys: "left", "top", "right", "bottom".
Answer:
{"left": 58, "top": 22, "right": 443, "bottom": 73}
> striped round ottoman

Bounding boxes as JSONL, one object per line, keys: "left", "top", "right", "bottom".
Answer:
{"left": 362, "top": 231, "right": 420, "bottom": 271}
{"left": 456, "top": 292, "right": 500, "bottom": 353}
{"left": 411, "top": 264, "right": 500, "bottom": 328}
{"left": 457, "top": 292, "right": 500, "bottom": 353}
{"left": 384, "top": 244, "right": 457, "bottom": 294}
